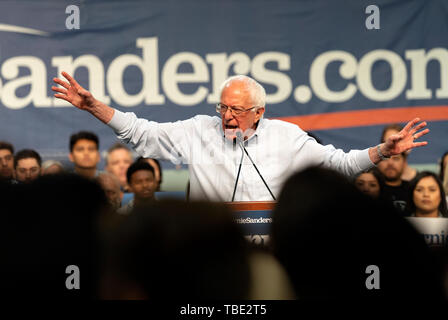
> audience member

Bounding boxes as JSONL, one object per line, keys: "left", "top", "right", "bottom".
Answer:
{"left": 41, "top": 160, "right": 65, "bottom": 175}
{"left": 118, "top": 161, "right": 156, "bottom": 214}
{"left": 445, "top": 169, "right": 448, "bottom": 203}
{"left": 439, "top": 151, "right": 448, "bottom": 181}
{"left": 381, "top": 124, "right": 417, "bottom": 181}
{"left": 408, "top": 171, "right": 448, "bottom": 218}
{"left": 100, "top": 200, "right": 251, "bottom": 299}
{"left": 271, "top": 166, "right": 445, "bottom": 300}
{"left": 14, "top": 149, "right": 42, "bottom": 184}
{"left": 105, "top": 143, "right": 133, "bottom": 193}
{"left": 3, "top": 173, "right": 108, "bottom": 299}
{"left": 0, "top": 141, "right": 15, "bottom": 182}
{"left": 377, "top": 152, "right": 412, "bottom": 216}
{"left": 353, "top": 167, "right": 384, "bottom": 199}
{"left": 69, "top": 131, "right": 101, "bottom": 178}
{"left": 137, "top": 157, "right": 162, "bottom": 191}
{"left": 96, "top": 172, "right": 122, "bottom": 212}
{"left": 439, "top": 151, "right": 448, "bottom": 194}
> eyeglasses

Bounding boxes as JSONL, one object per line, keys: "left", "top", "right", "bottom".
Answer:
{"left": 216, "top": 103, "right": 257, "bottom": 116}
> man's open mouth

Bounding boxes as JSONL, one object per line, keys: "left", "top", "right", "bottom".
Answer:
{"left": 225, "top": 124, "right": 238, "bottom": 129}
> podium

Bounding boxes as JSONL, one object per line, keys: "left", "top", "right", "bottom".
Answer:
{"left": 225, "top": 201, "right": 276, "bottom": 245}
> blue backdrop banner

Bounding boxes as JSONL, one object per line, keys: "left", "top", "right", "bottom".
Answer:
{"left": 0, "top": 0, "right": 447, "bottom": 166}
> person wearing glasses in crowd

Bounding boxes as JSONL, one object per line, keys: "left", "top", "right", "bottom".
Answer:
{"left": 52, "top": 72, "right": 429, "bottom": 201}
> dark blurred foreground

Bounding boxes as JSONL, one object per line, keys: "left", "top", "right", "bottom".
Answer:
{"left": 1, "top": 169, "right": 447, "bottom": 301}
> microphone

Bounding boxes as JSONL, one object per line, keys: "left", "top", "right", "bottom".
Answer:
{"left": 235, "top": 132, "right": 276, "bottom": 201}
{"left": 231, "top": 137, "right": 244, "bottom": 202}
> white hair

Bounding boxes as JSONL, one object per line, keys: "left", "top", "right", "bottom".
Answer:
{"left": 219, "top": 75, "right": 266, "bottom": 109}
{"left": 104, "top": 142, "right": 133, "bottom": 166}
{"left": 41, "top": 160, "right": 64, "bottom": 171}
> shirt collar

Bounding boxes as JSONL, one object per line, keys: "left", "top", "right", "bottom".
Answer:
{"left": 220, "top": 117, "right": 264, "bottom": 144}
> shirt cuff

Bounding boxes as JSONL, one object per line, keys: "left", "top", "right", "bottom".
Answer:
{"left": 358, "top": 148, "right": 375, "bottom": 170}
{"left": 107, "top": 109, "right": 129, "bottom": 132}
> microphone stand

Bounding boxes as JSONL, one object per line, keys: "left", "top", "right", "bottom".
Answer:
{"left": 236, "top": 132, "right": 276, "bottom": 201}
{"left": 231, "top": 145, "right": 244, "bottom": 202}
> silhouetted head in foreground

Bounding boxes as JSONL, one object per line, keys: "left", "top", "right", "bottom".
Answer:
{"left": 100, "top": 200, "right": 250, "bottom": 300}
{"left": 2, "top": 173, "right": 108, "bottom": 299}
{"left": 271, "top": 166, "right": 446, "bottom": 300}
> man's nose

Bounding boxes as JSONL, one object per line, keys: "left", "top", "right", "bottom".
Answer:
{"left": 224, "top": 109, "right": 234, "bottom": 120}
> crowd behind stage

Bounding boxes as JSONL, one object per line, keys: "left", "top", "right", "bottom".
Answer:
{"left": 1, "top": 123, "right": 448, "bottom": 300}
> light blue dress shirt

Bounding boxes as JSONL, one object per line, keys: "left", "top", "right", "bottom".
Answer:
{"left": 108, "top": 109, "right": 374, "bottom": 201}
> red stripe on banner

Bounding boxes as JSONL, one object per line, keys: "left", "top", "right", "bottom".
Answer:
{"left": 226, "top": 201, "right": 276, "bottom": 211}
{"left": 276, "top": 105, "right": 448, "bottom": 131}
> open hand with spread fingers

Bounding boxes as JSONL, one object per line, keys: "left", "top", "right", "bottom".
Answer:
{"left": 382, "top": 118, "right": 429, "bottom": 157}
{"left": 51, "top": 71, "right": 114, "bottom": 123}
{"left": 52, "top": 71, "right": 97, "bottom": 111}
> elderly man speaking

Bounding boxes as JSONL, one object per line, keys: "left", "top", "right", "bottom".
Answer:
{"left": 52, "top": 72, "right": 428, "bottom": 201}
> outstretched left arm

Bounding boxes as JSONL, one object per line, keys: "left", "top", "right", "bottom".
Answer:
{"left": 368, "top": 118, "right": 429, "bottom": 164}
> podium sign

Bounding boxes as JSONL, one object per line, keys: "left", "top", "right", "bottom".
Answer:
{"left": 226, "top": 201, "right": 275, "bottom": 246}
{"left": 406, "top": 217, "right": 448, "bottom": 247}
{"left": 226, "top": 203, "right": 448, "bottom": 248}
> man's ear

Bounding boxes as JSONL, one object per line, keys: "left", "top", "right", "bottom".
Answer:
{"left": 255, "top": 107, "right": 265, "bottom": 121}
{"left": 69, "top": 152, "right": 74, "bottom": 163}
{"left": 96, "top": 151, "right": 101, "bottom": 164}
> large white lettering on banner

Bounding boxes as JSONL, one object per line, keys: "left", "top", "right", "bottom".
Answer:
{"left": 0, "top": 37, "right": 447, "bottom": 109}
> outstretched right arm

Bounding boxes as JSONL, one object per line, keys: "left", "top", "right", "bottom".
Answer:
{"left": 52, "top": 71, "right": 114, "bottom": 124}
{"left": 53, "top": 71, "right": 195, "bottom": 163}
